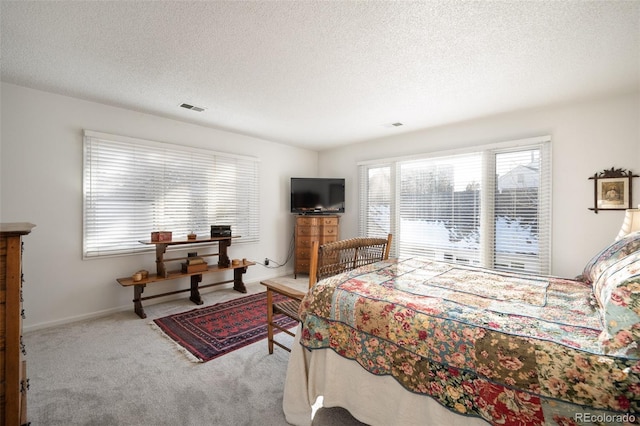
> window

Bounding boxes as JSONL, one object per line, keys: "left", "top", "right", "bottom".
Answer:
{"left": 359, "top": 136, "right": 551, "bottom": 274}
{"left": 83, "top": 131, "right": 260, "bottom": 258}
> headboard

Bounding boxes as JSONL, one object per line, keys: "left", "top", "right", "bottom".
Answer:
{"left": 308, "top": 234, "right": 392, "bottom": 287}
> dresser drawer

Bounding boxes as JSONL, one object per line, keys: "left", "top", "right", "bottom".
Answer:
{"left": 296, "top": 246, "right": 313, "bottom": 260}
{"left": 296, "top": 217, "right": 321, "bottom": 226}
{"left": 321, "top": 226, "right": 338, "bottom": 238}
{"left": 295, "top": 237, "right": 316, "bottom": 249}
{"left": 296, "top": 226, "right": 320, "bottom": 237}
{"left": 320, "top": 217, "right": 338, "bottom": 226}
{"left": 321, "top": 235, "right": 338, "bottom": 244}
{"left": 295, "top": 258, "right": 311, "bottom": 271}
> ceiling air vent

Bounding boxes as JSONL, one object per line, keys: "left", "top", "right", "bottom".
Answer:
{"left": 180, "top": 103, "right": 205, "bottom": 112}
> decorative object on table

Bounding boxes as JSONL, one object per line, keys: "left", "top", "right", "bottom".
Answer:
{"left": 131, "top": 269, "right": 148, "bottom": 282}
{"left": 187, "top": 232, "right": 197, "bottom": 240}
{"left": 151, "top": 231, "right": 172, "bottom": 242}
{"left": 181, "top": 256, "right": 208, "bottom": 273}
{"left": 616, "top": 208, "right": 640, "bottom": 240}
{"left": 210, "top": 225, "right": 231, "bottom": 237}
{"left": 588, "top": 167, "right": 638, "bottom": 213}
{"left": 151, "top": 292, "right": 298, "bottom": 362}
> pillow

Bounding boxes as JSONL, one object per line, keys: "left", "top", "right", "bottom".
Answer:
{"left": 581, "top": 230, "right": 640, "bottom": 285}
{"left": 593, "top": 252, "right": 640, "bottom": 356}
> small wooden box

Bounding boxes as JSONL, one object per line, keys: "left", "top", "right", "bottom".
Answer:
{"left": 181, "top": 262, "right": 208, "bottom": 273}
{"left": 151, "top": 231, "right": 172, "bottom": 242}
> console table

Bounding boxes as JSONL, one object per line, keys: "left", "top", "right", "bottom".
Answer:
{"left": 116, "top": 236, "right": 254, "bottom": 318}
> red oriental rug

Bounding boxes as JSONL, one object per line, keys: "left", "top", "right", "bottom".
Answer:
{"left": 152, "top": 292, "right": 298, "bottom": 362}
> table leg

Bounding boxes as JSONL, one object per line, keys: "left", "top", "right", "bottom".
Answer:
{"left": 133, "top": 284, "right": 147, "bottom": 319}
{"left": 266, "top": 288, "right": 274, "bottom": 354}
{"left": 156, "top": 243, "right": 168, "bottom": 277}
{"left": 218, "top": 239, "right": 231, "bottom": 267}
{"left": 190, "top": 274, "right": 204, "bottom": 305}
{"left": 233, "top": 266, "right": 248, "bottom": 293}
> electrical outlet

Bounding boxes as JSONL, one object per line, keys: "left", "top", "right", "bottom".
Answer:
{"left": 264, "top": 258, "right": 269, "bottom": 266}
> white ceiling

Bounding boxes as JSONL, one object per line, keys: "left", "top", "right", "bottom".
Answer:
{"left": 1, "top": 1, "right": 638, "bottom": 151}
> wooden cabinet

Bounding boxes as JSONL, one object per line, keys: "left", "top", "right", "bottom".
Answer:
{"left": 1, "top": 222, "right": 35, "bottom": 426}
{"left": 294, "top": 215, "right": 339, "bottom": 277}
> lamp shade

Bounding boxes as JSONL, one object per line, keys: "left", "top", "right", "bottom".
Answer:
{"left": 616, "top": 209, "right": 640, "bottom": 240}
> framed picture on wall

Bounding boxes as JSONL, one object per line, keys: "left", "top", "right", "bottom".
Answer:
{"left": 597, "top": 177, "right": 628, "bottom": 209}
{"left": 589, "top": 167, "right": 637, "bottom": 213}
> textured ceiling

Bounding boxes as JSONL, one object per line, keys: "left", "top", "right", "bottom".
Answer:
{"left": 1, "top": 1, "right": 638, "bottom": 151}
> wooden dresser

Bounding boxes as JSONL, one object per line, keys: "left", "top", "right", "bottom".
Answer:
{"left": 294, "top": 215, "right": 339, "bottom": 277}
{"left": 1, "top": 222, "right": 35, "bottom": 426}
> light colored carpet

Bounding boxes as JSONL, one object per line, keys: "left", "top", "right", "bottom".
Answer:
{"left": 24, "top": 278, "right": 366, "bottom": 426}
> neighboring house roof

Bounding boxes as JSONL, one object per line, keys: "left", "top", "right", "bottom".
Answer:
{"left": 498, "top": 164, "right": 539, "bottom": 191}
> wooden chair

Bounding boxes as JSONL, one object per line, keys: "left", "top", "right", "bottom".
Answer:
{"left": 261, "top": 234, "right": 392, "bottom": 353}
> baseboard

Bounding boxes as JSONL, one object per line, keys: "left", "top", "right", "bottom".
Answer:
{"left": 23, "top": 304, "right": 130, "bottom": 333}
{"left": 23, "top": 271, "right": 298, "bottom": 332}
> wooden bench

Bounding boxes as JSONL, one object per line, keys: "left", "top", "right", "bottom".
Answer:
{"left": 116, "top": 236, "right": 254, "bottom": 318}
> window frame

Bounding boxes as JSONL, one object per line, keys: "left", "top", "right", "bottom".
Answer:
{"left": 359, "top": 135, "right": 551, "bottom": 274}
{"left": 82, "top": 130, "right": 260, "bottom": 259}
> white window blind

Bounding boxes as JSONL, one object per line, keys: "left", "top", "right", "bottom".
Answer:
{"left": 83, "top": 131, "right": 260, "bottom": 258}
{"left": 359, "top": 137, "right": 551, "bottom": 274}
{"left": 398, "top": 152, "right": 483, "bottom": 264}
{"left": 359, "top": 164, "right": 393, "bottom": 239}
{"left": 491, "top": 147, "right": 551, "bottom": 272}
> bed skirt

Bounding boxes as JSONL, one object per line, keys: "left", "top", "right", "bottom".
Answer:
{"left": 283, "top": 325, "right": 489, "bottom": 426}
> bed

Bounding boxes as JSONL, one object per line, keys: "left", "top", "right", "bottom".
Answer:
{"left": 282, "top": 232, "right": 640, "bottom": 425}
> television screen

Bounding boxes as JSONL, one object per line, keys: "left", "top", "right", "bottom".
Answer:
{"left": 290, "top": 178, "right": 345, "bottom": 214}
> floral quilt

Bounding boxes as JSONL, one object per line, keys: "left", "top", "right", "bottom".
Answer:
{"left": 298, "top": 258, "right": 640, "bottom": 426}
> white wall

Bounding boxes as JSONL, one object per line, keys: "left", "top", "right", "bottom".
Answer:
{"left": 0, "top": 82, "right": 317, "bottom": 330}
{"left": 3, "top": 83, "right": 638, "bottom": 329}
{"left": 319, "top": 91, "right": 640, "bottom": 278}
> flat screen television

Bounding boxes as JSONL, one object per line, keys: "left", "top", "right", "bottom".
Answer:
{"left": 290, "top": 177, "right": 345, "bottom": 214}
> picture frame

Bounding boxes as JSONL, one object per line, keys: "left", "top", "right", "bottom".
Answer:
{"left": 597, "top": 177, "right": 628, "bottom": 208}
{"left": 589, "top": 167, "right": 637, "bottom": 213}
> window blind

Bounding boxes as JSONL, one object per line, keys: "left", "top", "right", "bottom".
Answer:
{"left": 359, "top": 164, "right": 393, "bottom": 239}
{"left": 83, "top": 131, "right": 260, "bottom": 258}
{"left": 491, "top": 146, "right": 551, "bottom": 273}
{"left": 358, "top": 136, "right": 551, "bottom": 274}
